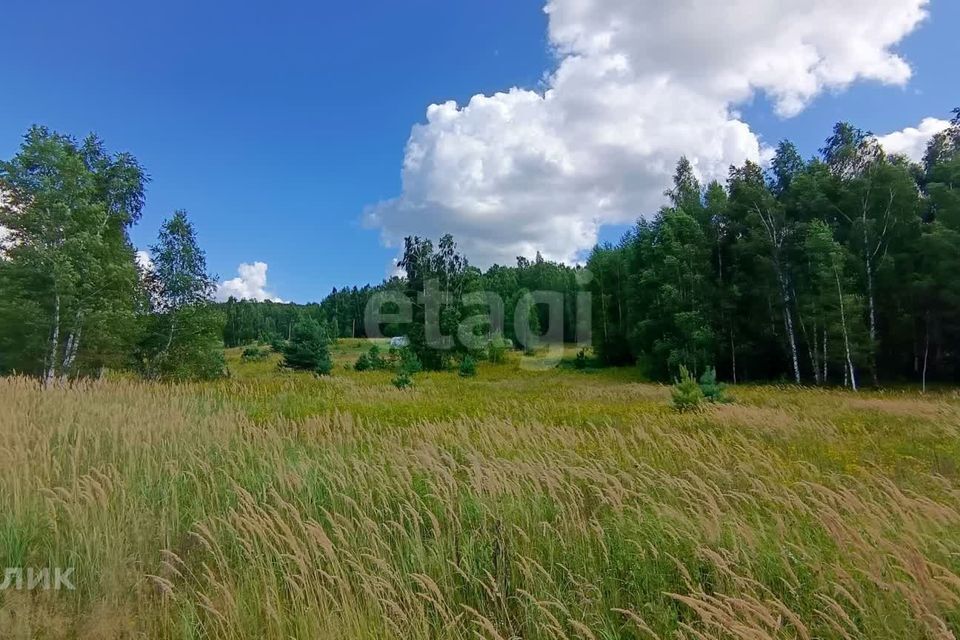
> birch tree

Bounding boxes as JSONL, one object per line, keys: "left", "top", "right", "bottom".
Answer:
{"left": 136, "top": 211, "right": 226, "bottom": 380}
{"left": 729, "top": 161, "right": 802, "bottom": 383}
{"left": 0, "top": 127, "right": 145, "bottom": 384}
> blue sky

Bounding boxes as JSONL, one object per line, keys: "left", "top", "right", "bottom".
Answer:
{"left": 1, "top": 0, "right": 957, "bottom": 302}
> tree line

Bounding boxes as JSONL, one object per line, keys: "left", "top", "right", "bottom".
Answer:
{"left": 588, "top": 111, "right": 960, "bottom": 389}
{"left": 3, "top": 111, "right": 959, "bottom": 387}
{"left": 219, "top": 246, "right": 588, "bottom": 351}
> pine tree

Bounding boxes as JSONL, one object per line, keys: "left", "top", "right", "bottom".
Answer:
{"left": 281, "top": 317, "right": 332, "bottom": 375}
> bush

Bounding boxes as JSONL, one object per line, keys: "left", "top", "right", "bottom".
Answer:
{"left": 367, "top": 345, "right": 388, "bottom": 370}
{"left": 459, "top": 355, "right": 477, "bottom": 378}
{"left": 487, "top": 339, "right": 507, "bottom": 364}
{"left": 392, "top": 370, "right": 413, "bottom": 389}
{"left": 398, "top": 348, "right": 422, "bottom": 375}
{"left": 575, "top": 349, "right": 588, "bottom": 370}
{"left": 486, "top": 334, "right": 509, "bottom": 364}
{"left": 671, "top": 365, "right": 704, "bottom": 413}
{"left": 698, "top": 367, "right": 729, "bottom": 403}
{"left": 356, "top": 345, "right": 392, "bottom": 372}
{"left": 354, "top": 353, "right": 372, "bottom": 372}
{"left": 241, "top": 346, "right": 269, "bottom": 362}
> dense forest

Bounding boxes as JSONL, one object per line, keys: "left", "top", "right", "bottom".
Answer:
{"left": 2, "top": 111, "right": 959, "bottom": 387}
{"left": 219, "top": 253, "right": 586, "bottom": 348}
{"left": 589, "top": 113, "right": 960, "bottom": 388}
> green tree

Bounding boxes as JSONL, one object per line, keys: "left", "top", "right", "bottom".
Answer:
{"left": 728, "top": 160, "right": 801, "bottom": 383}
{"left": 397, "top": 235, "right": 473, "bottom": 370}
{"left": 0, "top": 127, "right": 146, "bottom": 384}
{"left": 137, "top": 211, "right": 225, "bottom": 380}
{"left": 822, "top": 123, "right": 921, "bottom": 384}
{"left": 281, "top": 317, "right": 332, "bottom": 375}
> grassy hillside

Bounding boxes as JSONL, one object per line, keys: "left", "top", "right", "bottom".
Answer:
{"left": 2, "top": 342, "right": 960, "bottom": 638}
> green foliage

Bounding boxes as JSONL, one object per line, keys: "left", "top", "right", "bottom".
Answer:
{"left": 486, "top": 333, "right": 509, "bottom": 364}
{"left": 281, "top": 318, "right": 332, "bottom": 375}
{"left": 698, "top": 367, "right": 729, "bottom": 403}
{"left": 355, "top": 345, "right": 394, "bottom": 372}
{"left": 138, "top": 306, "right": 227, "bottom": 381}
{"left": 458, "top": 355, "right": 477, "bottom": 378}
{"left": 671, "top": 365, "right": 704, "bottom": 413}
{"left": 397, "top": 348, "right": 422, "bottom": 375}
{"left": 386, "top": 347, "right": 422, "bottom": 389}
{"left": 354, "top": 353, "right": 372, "bottom": 372}
{"left": 0, "top": 126, "right": 146, "bottom": 382}
{"left": 587, "top": 115, "right": 960, "bottom": 388}
{"left": 218, "top": 244, "right": 591, "bottom": 359}
{"left": 241, "top": 346, "right": 269, "bottom": 362}
{"left": 366, "top": 345, "right": 388, "bottom": 370}
{"left": 575, "top": 349, "right": 588, "bottom": 370}
{"left": 137, "top": 211, "right": 226, "bottom": 381}
{"left": 397, "top": 234, "right": 471, "bottom": 370}
{"left": 391, "top": 369, "right": 413, "bottom": 389}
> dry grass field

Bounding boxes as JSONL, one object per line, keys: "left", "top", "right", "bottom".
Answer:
{"left": 2, "top": 341, "right": 960, "bottom": 638}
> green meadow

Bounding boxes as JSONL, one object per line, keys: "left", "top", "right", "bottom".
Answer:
{"left": 2, "top": 341, "right": 960, "bottom": 639}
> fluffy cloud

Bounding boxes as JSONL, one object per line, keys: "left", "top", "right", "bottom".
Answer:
{"left": 876, "top": 117, "right": 950, "bottom": 162}
{"left": 366, "top": 0, "right": 929, "bottom": 267}
{"left": 135, "top": 250, "right": 154, "bottom": 272}
{"left": 217, "top": 262, "right": 284, "bottom": 302}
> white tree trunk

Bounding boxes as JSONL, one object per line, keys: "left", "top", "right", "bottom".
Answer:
{"left": 60, "top": 313, "right": 84, "bottom": 382}
{"left": 822, "top": 328, "right": 828, "bottom": 384}
{"left": 835, "top": 267, "right": 857, "bottom": 392}
{"left": 779, "top": 273, "right": 801, "bottom": 384}
{"left": 43, "top": 293, "right": 61, "bottom": 388}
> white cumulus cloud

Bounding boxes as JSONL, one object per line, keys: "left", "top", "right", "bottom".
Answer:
{"left": 217, "top": 262, "right": 284, "bottom": 302}
{"left": 135, "top": 249, "right": 154, "bottom": 272}
{"left": 876, "top": 117, "right": 951, "bottom": 162}
{"left": 366, "top": 0, "right": 929, "bottom": 267}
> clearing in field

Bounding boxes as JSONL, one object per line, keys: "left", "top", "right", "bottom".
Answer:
{"left": 2, "top": 341, "right": 960, "bottom": 639}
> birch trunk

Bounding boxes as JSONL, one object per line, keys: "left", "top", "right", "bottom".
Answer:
{"left": 43, "top": 293, "right": 61, "bottom": 388}
{"left": 822, "top": 328, "right": 828, "bottom": 384}
{"left": 835, "top": 266, "right": 857, "bottom": 392}
{"left": 779, "top": 272, "right": 801, "bottom": 384}
{"left": 60, "top": 313, "right": 84, "bottom": 382}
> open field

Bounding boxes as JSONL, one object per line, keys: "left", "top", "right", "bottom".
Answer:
{"left": 2, "top": 342, "right": 960, "bottom": 639}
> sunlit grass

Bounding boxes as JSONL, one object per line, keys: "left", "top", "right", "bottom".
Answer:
{"left": 2, "top": 341, "right": 960, "bottom": 638}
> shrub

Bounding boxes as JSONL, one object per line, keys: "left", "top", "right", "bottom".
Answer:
{"left": 356, "top": 345, "right": 392, "bottom": 372}
{"left": 575, "top": 349, "right": 588, "bottom": 370}
{"left": 354, "top": 353, "right": 372, "bottom": 372}
{"left": 392, "top": 370, "right": 413, "bottom": 389}
{"left": 698, "top": 367, "right": 729, "bottom": 403}
{"left": 367, "top": 345, "right": 389, "bottom": 370}
{"left": 241, "top": 346, "right": 268, "bottom": 362}
{"left": 459, "top": 355, "right": 477, "bottom": 378}
{"left": 487, "top": 336, "right": 508, "bottom": 364}
{"left": 398, "top": 348, "right": 422, "bottom": 375}
{"left": 671, "top": 365, "right": 704, "bottom": 412}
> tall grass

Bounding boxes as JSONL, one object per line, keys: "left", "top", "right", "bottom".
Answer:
{"left": 1, "top": 347, "right": 960, "bottom": 638}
